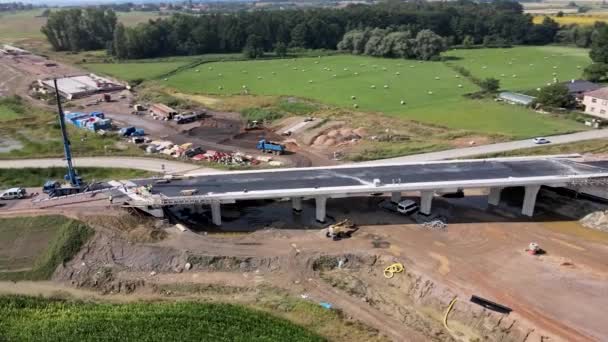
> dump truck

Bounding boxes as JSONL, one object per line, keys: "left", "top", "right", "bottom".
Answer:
{"left": 256, "top": 139, "right": 285, "bottom": 155}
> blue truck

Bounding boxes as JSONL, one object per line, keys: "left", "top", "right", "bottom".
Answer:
{"left": 256, "top": 139, "right": 285, "bottom": 155}
{"left": 119, "top": 126, "right": 145, "bottom": 137}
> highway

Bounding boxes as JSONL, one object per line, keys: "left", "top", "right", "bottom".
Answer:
{"left": 136, "top": 158, "right": 608, "bottom": 197}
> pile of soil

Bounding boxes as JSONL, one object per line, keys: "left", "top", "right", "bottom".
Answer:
{"left": 580, "top": 210, "right": 608, "bottom": 232}
{"left": 312, "top": 127, "right": 366, "bottom": 147}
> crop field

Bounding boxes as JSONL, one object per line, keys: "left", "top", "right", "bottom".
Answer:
{"left": 445, "top": 46, "right": 591, "bottom": 90}
{"left": 533, "top": 13, "right": 608, "bottom": 25}
{"left": 164, "top": 52, "right": 584, "bottom": 137}
{"left": 0, "top": 295, "right": 324, "bottom": 341}
{"left": 0, "top": 10, "right": 161, "bottom": 42}
{"left": 0, "top": 216, "right": 93, "bottom": 281}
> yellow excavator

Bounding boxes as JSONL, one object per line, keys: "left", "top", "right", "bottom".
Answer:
{"left": 326, "top": 219, "right": 358, "bottom": 241}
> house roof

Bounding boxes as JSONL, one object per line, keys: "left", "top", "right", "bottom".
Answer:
{"left": 563, "top": 80, "right": 601, "bottom": 94}
{"left": 584, "top": 87, "right": 608, "bottom": 101}
{"left": 498, "top": 92, "right": 535, "bottom": 105}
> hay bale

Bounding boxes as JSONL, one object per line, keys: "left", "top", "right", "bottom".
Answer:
{"left": 458, "top": 84, "right": 463, "bottom": 88}
{"left": 353, "top": 104, "right": 358, "bottom": 108}
{"left": 395, "top": 72, "right": 400, "bottom": 75}
{"left": 434, "top": 76, "right": 440, "bottom": 80}
{"left": 308, "top": 80, "right": 313, "bottom": 83}
{"left": 400, "top": 100, "right": 405, "bottom": 105}
{"left": 428, "top": 91, "right": 433, "bottom": 95}
{"left": 354, "top": 72, "right": 359, "bottom": 75}
{"left": 257, "top": 76, "right": 262, "bottom": 80}
{"left": 195, "top": 69, "right": 200, "bottom": 72}
{"left": 371, "top": 85, "right": 376, "bottom": 89}
{"left": 218, "top": 73, "right": 223, "bottom": 77}
{"left": 218, "top": 86, "right": 223, "bottom": 90}
{"left": 351, "top": 95, "right": 356, "bottom": 100}
{"left": 383, "top": 85, "right": 389, "bottom": 89}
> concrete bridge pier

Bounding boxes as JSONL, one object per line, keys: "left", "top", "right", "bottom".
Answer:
{"left": 315, "top": 196, "right": 327, "bottom": 223}
{"left": 420, "top": 191, "right": 434, "bottom": 215}
{"left": 292, "top": 197, "right": 302, "bottom": 213}
{"left": 522, "top": 185, "right": 541, "bottom": 217}
{"left": 391, "top": 192, "right": 402, "bottom": 203}
{"left": 488, "top": 187, "right": 503, "bottom": 206}
{"left": 210, "top": 201, "right": 222, "bottom": 226}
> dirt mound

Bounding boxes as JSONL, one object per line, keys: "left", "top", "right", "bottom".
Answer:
{"left": 312, "top": 126, "right": 364, "bottom": 147}
{"left": 316, "top": 253, "right": 538, "bottom": 342}
{"left": 580, "top": 210, "right": 608, "bottom": 232}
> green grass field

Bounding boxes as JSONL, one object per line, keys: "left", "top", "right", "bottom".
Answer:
{"left": 0, "top": 167, "right": 153, "bottom": 188}
{"left": 474, "top": 138, "right": 608, "bottom": 158}
{"left": 164, "top": 52, "right": 584, "bottom": 137}
{"left": 0, "top": 296, "right": 324, "bottom": 341}
{"left": 445, "top": 46, "right": 590, "bottom": 91}
{"left": 0, "top": 96, "right": 143, "bottom": 159}
{"left": 0, "top": 10, "right": 161, "bottom": 42}
{"left": 85, "top": 61, "right": 192, "bottom": 81}
{"left": 0, "top": 216, "right": 93, "bottom": 281}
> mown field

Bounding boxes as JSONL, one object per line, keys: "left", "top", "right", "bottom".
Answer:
{"left": 445, "top": 46, "right": 591, "bottom": 90}
{"left": 0, "top": 167, "right": 153, "bottom": 188}
{"left": 84, "top": 54, "right": 241, "bottom": 81}
{"left": 0, "top": 296, "right": 325, "bottom": 341}
{"left": 0, "top": 9, "right": 162, "bottom": 42}
{"left": 0, "top": 216, "right": 93, "bottom": 281}
{"left": 163, "top": 50, "right": 585, "bottom": 137}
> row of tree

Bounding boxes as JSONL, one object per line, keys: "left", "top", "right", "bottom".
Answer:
{"left": 337, "top": 28, "right": 446, "bottom": 60}
{"left": 44, "top": 1, "right": 553, "bottom": 59}
{"left": 41, "top": 8, "right": 117, "bottom": 52}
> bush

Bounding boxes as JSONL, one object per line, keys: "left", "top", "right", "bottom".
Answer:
{"left": 242, "top": 108, "right": 284, "bottom": 122}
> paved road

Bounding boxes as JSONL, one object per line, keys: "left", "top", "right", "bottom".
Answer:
{"left": 361, "top": 129, "right": 608, "bottom": 164}
{"left": 138, "top": 159, "right": 608, "bottom": 197}
{"left": 0, "top": 157, "right": 216, "bottom": 174}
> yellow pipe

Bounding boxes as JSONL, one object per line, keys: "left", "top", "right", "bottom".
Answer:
{"left": 443, "top": 297, "right": 457, "bottom": 333}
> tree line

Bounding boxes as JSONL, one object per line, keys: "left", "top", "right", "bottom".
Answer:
{"left": 41, "top": 8, "right": 117, "bottom": 52}
{"left": 337, "top": 28, "right": 446, "bottom": 60}
{"left": 42, "top": 1, "right": 557, "bottom": 60}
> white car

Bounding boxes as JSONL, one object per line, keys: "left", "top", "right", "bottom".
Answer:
{"left": 0, "top": 188, "right": 26, "bottom": 200}
{"left": 533, "top": 137, "right": 550, "bottom": 144}
{"left": 397, "top": 199, "right": 418, "bottom": 215}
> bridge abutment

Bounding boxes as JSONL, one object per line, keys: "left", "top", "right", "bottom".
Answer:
{"left": 315, "top": 196, "right": 327, "bottom": 223}
{"left": 210, "top": 201, "right": 222, "bottom": 226}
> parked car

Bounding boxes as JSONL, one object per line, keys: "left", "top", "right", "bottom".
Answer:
{"left": 397, "top": 199, "right": 418, "bottom": 215}
{"left": 533, "top": 137, "right": 550, "bottom": 144}
{"left": 0, "top": 187, "right": 26, "bottom": 200}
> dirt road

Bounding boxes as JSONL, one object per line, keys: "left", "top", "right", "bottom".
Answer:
{"left": 0, "top": 157, "right": 216, "bottom": 174}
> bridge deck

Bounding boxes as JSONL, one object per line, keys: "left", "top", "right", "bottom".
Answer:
{"left": 133, "top": 158, "right": 608, "bottom": 198}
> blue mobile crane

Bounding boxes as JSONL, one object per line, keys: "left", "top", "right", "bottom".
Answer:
{"left": 42, "top": 79, "right": 87, "bottom": 197}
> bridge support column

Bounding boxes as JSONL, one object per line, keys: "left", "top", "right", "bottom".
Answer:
{"left": 210, "top": 201, "right": 222, "bottom": 226}
{"left": 420, "top": 191, "right": 434, "bottom": 216}
{"left": 391, "top": 192, "right": 401, "bottom": 203}
{"left": 292, "top": 197, "right": 302, "bottom": 213}
{"left": 522, "top": 185, "right": 541, "bottom": 217}
{"left": 488, "top": 187, "right": 503, "bottom": 206}
{"left": 315, "top": 196, "right": 327, "bottom": 223}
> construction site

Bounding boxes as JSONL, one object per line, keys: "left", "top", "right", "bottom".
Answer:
{"left": 2, "top": 47, "right": 608, "bottom": 342}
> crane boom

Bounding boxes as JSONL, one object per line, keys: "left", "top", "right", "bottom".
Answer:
{"left": 52, "top": 79, "right": 80, "bottom": 187}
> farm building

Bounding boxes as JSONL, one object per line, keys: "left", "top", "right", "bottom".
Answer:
{"left": 39, "top": 74, "right": 125, "bottom": 100}
{"left": 498, "top": 92, "right": 535, "bottom": 106}
{"left": 582, "top": 87, "right": 608, "bottom": 119}
{"left": 563, "top": 79, "right": 601, "bottom": 100}
{"left": 149, "top": 103, "right": 178, "bottom": 119}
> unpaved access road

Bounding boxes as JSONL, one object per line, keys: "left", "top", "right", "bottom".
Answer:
{"left": 0, "top": 157, "right": 217, "bottom": 175}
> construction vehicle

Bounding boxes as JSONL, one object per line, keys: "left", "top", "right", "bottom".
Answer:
{"left": 119, "top": 126, "right": 144, "bottom": 137}
{"left": 43, "top": 79, "right": 86, "bottom": 198}
{"left": 256, "top": 139, "right": 285, "bottom": 155}
{"left": 325, "top": 219, "right": 358, "bottom": 241}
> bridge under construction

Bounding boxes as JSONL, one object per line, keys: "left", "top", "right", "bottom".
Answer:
{"left": 120, "top": 156, "right": 608, "bottom": 225}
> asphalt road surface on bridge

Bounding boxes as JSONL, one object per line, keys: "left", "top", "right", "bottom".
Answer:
{"left": 135, "top": 158, "right": 608, "bottom": 197}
